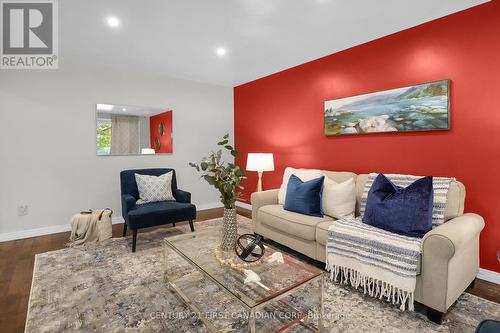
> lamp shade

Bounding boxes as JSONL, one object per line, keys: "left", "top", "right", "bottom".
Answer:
{"left": 246, "top": 153, "right": 274, "bottom": 172}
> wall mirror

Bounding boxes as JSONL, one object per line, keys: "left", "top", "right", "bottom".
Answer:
{"left": 96, "top": 104, "right": 172, "bottom": 156}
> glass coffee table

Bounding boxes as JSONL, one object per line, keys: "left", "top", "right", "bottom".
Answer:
{"left": 163, "top": 230, "right": 324, "bottom": 332}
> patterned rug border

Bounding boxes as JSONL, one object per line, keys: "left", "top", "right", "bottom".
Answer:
{"left": 25, "top": 253, "right": 38, "bottom": 333}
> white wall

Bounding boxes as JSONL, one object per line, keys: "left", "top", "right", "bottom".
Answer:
{"left": 139, "top": 116, "right": 151, "bottom": 149}
{"left": 0, "top": 63, "right": 233, "bottom": 236}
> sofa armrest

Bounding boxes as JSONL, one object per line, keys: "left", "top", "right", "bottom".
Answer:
{"left": 251, "top": 189, "right": 279, "bottom": 210}
{"left": 251, "top": 189, "right": 279, "bottom": 227}
{"left": 121, "top": 194, "right": 137, "bottom": 219}
{"left": 420, "top": 213, "right": 484, "bottom": 312}
{"left": 422, "top": 213, "right": 485, "bottom": 260}
{"left": 173, "top": 189, "right": 191, "bottom": 203}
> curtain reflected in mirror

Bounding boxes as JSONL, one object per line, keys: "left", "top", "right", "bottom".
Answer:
{"left": 96, "top": 104, "right": 172, "bottom": 156}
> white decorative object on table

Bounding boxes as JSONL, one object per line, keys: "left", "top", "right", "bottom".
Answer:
{"left": 267, "top": 252, "right": 284, "bottom": 264}
{"left": 243, "top": 269, "right": 260, "bottom": 284}
{"left": 243, "top": 269, "right": 270, "bottom": 291}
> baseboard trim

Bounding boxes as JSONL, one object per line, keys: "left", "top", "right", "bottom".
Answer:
{"left": 0, "top": 217, "right": 125, "bottom": 243}
{"left": 0, "top": 204, "right": 223, "bottom": 242}
{"left": 195, "top": 202, "right": 223, "bottom": 211}
{"left": 0, "top": 224, "right": 71, "bottom": 242}
{"left": 478, "top": 268, "right": 500, "bottom": 285}
{"left": 236, "top": 201, "right": 252, "bottom": 210}
{"left": 112, "top": 217, "right": 125, "bottom": 224}
{"left": 0, "top": 224, "right": 72, "bottom": 242}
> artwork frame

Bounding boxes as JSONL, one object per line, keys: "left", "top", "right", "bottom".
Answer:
{"left": 324, "top": 79, "right": 450, "bottom": 136}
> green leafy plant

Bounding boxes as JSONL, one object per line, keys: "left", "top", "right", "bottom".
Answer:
{"left": 189, "top": 134, "right": 246, "bottom": 209}
{"left": 96, "top": 123, "right": 112, "bottom": 151}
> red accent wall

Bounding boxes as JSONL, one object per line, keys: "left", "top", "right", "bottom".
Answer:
{"left": 234, "top": 1, "right": 500, "bottom": 273}
{"left": 150, "top": 111, "right": 173, "bottom": 153}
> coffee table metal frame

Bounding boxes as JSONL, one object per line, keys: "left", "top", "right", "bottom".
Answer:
{"left": 163, "top": 233, "right": 324, "bottom": 333}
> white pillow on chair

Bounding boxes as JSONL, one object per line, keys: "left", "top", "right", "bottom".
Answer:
{"left": 135, "top": 172, "right": 174, "bottom": 204}
{"left": 322, "top": 177, "right": 356, "bottom": 218}
{"left": 278, "top": 167, "right": 323, "bottom": 205}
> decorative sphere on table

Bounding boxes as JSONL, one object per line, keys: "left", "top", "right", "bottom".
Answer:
{"left": 235, "top": 234, "right": 265, "bottom": 262}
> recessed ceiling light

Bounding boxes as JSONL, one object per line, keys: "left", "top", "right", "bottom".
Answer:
{"left": 107, "top": 16, "right": 120, "bottom": 28}
{"left": 216, "top": 47, "right": 227, "bottom": 57}
{"left": 122, "top": 108, "right": 127, "bottom": 111}
{"left": 97, "top": 104, "right": 114, "bottom": 111}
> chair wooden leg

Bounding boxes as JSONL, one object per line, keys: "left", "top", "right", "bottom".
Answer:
{"left": 172, "top": 222, "right": 176, "bottom": 227}
{"left": 189, "top": 220, "right": 195, "bottom": 232}
{"left": 468, "top": 278, "right": 476, "bottom": 289}
{"left": 122, "top": 223, "right": 128, "bottom": 237}
{"left": 426, "top": 307, "right": 445, "bottom": 324}
{"left": 132, "top": 229, "right": 137, "bottom": 252}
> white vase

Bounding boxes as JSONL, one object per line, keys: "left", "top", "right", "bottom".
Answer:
{"left": 220, "top": 208, "right": 238, "bottom": 251}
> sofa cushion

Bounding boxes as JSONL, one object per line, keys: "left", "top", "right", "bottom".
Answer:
{"left": 315, "top": 220, "right": 422, "bottom": 274}
{"left": 322, "top": 177, "right": 356, "bottom": 219}
{"left": 258, "top": 204, "right": 333, "bottom": 241}
{"left": 363, "top": 174, "right": 434, "bottom": 238}
{"left": 284, "top": 175, "right": 324, "bottom": 217}
{"left": 355, "top": 173, "right": 465, "bottom": 221}
{"left": 278, "top": 167, "right": 323, "bottom": 205}
{"left": 323, "top": 170, "right": 357, "bottom": 184}
{"left": 135, "top": 172, "right": 174, "bottom": 204}
{"left": 128, "top": 201, "right": 196, "bottom": 229}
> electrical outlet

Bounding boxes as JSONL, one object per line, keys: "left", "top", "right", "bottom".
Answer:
{"left": 18, "top": 205, "right": 29, "bottom": 216}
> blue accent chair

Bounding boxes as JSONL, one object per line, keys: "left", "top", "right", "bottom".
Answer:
{"left": 120, "top": 168, "right": 196, "bottom": 252}
{"left": 475, "top": 320, "right": 500, "bottom": 333}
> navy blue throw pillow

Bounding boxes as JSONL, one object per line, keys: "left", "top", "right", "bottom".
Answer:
{"left": 363, "top": 174, "right": 434, "bottom": 238}
{"left": 284, "top": 175, "right": 324, "bottom": 217}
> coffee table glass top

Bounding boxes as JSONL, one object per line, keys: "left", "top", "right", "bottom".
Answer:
{"left": 164, "top": 230, "right": 322, "bottom": 308}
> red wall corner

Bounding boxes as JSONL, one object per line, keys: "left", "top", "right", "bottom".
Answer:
{"left": 150, "top": 111, "right": 173, "bottom": 154}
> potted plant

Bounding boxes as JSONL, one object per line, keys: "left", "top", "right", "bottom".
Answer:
{"left": 189, "top": 134, "right": 246, "bottom": 250}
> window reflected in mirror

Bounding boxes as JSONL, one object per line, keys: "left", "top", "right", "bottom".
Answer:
{"left": 96, "top": 104, "right": 172, "bottom": 156}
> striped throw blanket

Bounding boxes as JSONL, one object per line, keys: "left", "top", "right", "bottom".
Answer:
{"left": 326, "top": 173, "right": 454, "bottom": 311}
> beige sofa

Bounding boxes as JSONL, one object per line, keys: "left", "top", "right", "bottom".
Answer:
{"left": 251, "top": 170, "right": 484, "bottom": 323}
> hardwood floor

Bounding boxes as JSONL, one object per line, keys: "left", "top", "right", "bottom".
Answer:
{"left": 0, "top": 207, "right": 248, "bottom": 332}
{"left": 0, "top": 207, "right": 498, "bottom": 332}
{"left": 467, "top": 278, "right": 500, "bottom": 303}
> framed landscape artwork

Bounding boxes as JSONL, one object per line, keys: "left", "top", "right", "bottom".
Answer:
{"left": 324, "top": 79, "right": 450, "bottom": 136}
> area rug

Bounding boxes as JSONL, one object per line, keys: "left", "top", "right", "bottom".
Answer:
{"left": 26, "top": 216, "right": 500, "bottom": 332}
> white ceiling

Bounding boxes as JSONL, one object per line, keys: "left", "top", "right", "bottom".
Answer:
{"left": 61, "top": 0, "right": 488, "bottom": 86}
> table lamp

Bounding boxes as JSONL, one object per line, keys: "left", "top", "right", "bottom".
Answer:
{"left": 246, "top": 153, "right": 274, "bottom": 192}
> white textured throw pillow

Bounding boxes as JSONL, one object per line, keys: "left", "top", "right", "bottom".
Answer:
{"left": 322, "top": 177, "right": 356, "bottom": 219}
{"left": 278, "top": 167, "right": 323, "bottom": 205}
{"left": 135, "top": 172, "right": 174, "bottom": 204}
